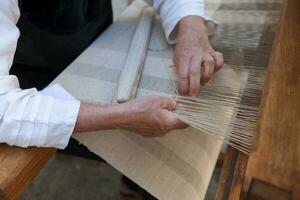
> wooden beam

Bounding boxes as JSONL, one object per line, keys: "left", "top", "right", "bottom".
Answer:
{"left": 215, "top": 147, "right": 237, "bottom": 200}
{"left": 215, "top": 147, "right": 248, "bottom": 200}
{"left": 242, "top": 0, "right": 300, "bottom": 198}
{"left": 0, "top": 145, "right": 55, "bottom": 200}
{"left": 116, "top": 6, "right": 154, "bottom": 103}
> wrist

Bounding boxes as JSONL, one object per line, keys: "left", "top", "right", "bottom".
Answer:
{"left": 179, "top": 16, "right": 207, "bottom": 36}
{"left": 178, "top": 16, "right": 213, "bottom": 52}
{"left": 111, "top": 103, "right": 133, "bottom": 129}
{"left": 106, "top": 103, "right": 128, "bottom": 129}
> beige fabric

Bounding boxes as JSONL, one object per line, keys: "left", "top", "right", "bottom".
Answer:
{"left": 53, "top": 0, "right": 281, "bottom": 199}
{"left": 53, "top": 2, "right": 222, "bottom": 199}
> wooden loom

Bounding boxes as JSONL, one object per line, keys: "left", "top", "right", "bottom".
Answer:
{"left": 0, "top": 0, "right": 299, "bottom": 199}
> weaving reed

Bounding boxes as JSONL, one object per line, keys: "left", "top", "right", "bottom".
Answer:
{"left": 171, "top": 66, "right": 265, "bottom": 155}
{"left": 155, "top": 49, "right": 265, "bottom": 154}
{"left": 148, "top": 10, "right": 277, "bottom": 155}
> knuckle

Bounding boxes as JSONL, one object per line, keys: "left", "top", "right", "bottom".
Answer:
{"left": 175, "top": 52, "right": 190, "bottom": 63}
{"left": 177, "top": 63, "right": 189, "bottom": 72}
{"left": 178, "top": 73, "right": 189, "bottom": 80}
{"left": 179, "top": 52, "right": 189, "bottom": 60}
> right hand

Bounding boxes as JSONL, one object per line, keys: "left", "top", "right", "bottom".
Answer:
{"left": 118, "top": 96, "right": 188, "bottom": 137}
{"left": 175, "top": 16, "right": 224, "bottom": 96}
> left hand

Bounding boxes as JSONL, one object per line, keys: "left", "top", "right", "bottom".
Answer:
{"left": 174, "top": 16, "right": 224, "bottom": 96}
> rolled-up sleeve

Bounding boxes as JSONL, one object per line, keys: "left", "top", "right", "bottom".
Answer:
{"left": 0, "top": 0, "right": 80, "bottom": 149}
{"left": 144, "top": 0, "right": 212, "bottom": 44}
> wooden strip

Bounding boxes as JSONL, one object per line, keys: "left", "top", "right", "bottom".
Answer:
{"left": 0, "top": 145, "right": 55, "bottom": 200}
{"left": 215, "top": 147, "right": 238, "bottom": 200}
{"left": 242, "top": 0, "right": 300, "bottom": 198}
{"left": 116, "top": 6, "right": 154, "bottom": 103}
{"left": 215, "top": 148, "right": 248, "bottom": 200}
{"left": 227, "top": 152, "right": 248, "bottom": 200}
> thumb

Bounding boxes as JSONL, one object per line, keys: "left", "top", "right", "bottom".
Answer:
{"left": 160, "top": 97, "right": 177, "bottom": 111}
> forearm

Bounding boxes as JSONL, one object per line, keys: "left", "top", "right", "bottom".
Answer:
{"left": 74, "top": 96, "right": 186, "bottom": 137}
{"left": 144, "top": 0, "right": 208, "bottom": 43}
{"left": 74, "top": 103, "right": 126, "bottom": 132}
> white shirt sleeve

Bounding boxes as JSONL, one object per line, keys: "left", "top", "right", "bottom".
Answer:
{"left": 0, "top": 0, "right": 80, "bottom": 149}
{"left": 144, "top": 0, "right": 211, "bottom": 44}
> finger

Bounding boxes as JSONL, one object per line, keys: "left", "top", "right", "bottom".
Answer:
{"left": 189, "top": 56, "right": 202, "bottom": 96}
{"left": 175, "top": 55, "right": 189, "bottom": 95}
{"left": 202, "top": 54, "right": 215, "bottom": 84}
{"left": 160, "top": 97, "right": 177, "bottom": 111}
{"left": 211, "top": 51, "right": 224, "bottom": 72}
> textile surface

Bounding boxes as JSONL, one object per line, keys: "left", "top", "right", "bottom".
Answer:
{"left": 53, "top": 0, "right": 282, "bottom": 199}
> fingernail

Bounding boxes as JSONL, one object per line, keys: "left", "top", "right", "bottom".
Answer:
{"left": 172, "top": 100, "right": 177, "bottom": 107}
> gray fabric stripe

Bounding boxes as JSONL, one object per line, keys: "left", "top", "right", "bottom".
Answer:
{"left": 68, "top": 63, "right": 121, "bottom": 83}
{"left": 218, "top": 3, "right": 282, "bottom": 10}
{"left": 125, "top": 133, "right": 206, "bottom": 195}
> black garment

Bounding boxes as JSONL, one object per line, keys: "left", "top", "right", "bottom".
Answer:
{"left": 10, "top": 0, "right": 113, "bottom": 158}
{"left": 9, "top": 2, "right": 156, "bottom": 198}
{"left": 11, "top": 0, "right": 113, "bottom": 90}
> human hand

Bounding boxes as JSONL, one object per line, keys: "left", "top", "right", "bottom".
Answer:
{"left": 175, "top": 16, "right": 224, "bottom": 96}
{"left": 118, "top": 96, "right": 187, "bottom": 137}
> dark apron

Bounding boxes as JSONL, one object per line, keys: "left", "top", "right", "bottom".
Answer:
{"left": 9, "top": 2, "right": 161, "bottom": 196}
{"left": 11, "top": 0, "right": 113, "bottom": 90}
{"left": 10, "top": 0, "right": 113, "bottom": 159}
